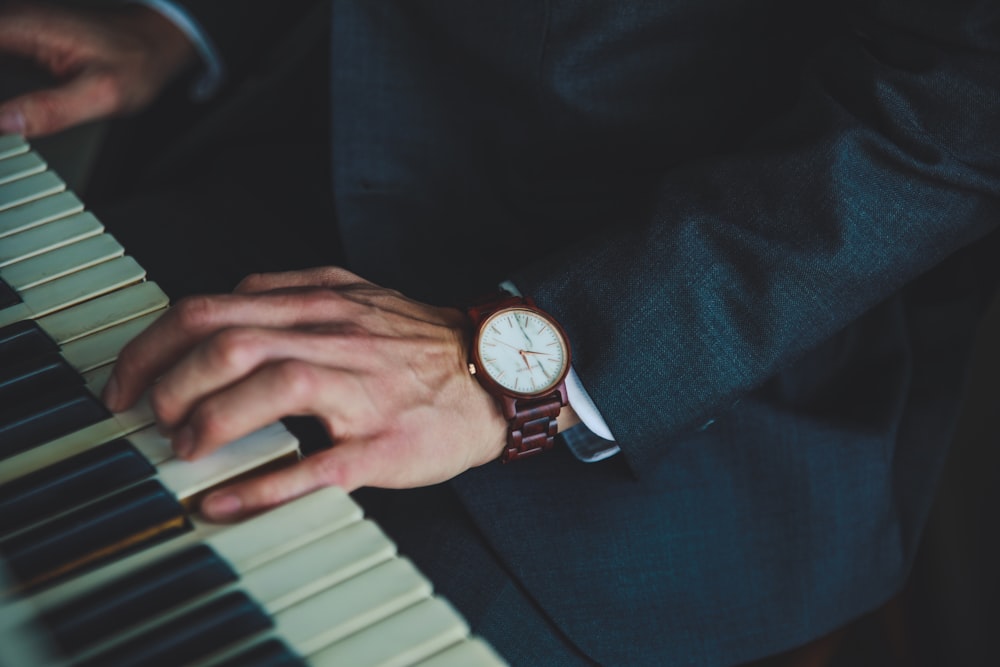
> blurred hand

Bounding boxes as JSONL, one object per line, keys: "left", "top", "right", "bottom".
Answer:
{"left": 0, "top": 2, "right": 197, "bottom": 137}
{"left": 104, "top": 267, "right": 508, "bottom": 522}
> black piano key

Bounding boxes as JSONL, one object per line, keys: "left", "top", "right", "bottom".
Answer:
{"left": 40, "top": 544, "right": 238, "bottom": 655}
{"left": 0, "top": 319, "right": 58, "bottom": 367}
{"left": 0, "top": 480, "right": 190, "bottom": 591}
{"left": 0, "top": 276, "right": 20, "bottom": 309}
{"left": 0, "top": 439, "right": 156, "bottom": 536}
{"left": 0, "top": 385, "right": 110, "bottom": 461}
{"left": 75, "top": 591, "right": 273, "bottom": 667}
{"left": 0, "top": 353, "right": 84, "bottom": 409}
{"left": 213, "top": 639, "right": 308, "bottom": 667}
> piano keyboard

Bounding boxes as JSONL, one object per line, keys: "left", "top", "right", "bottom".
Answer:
{"left": 0, "top": 134, "right": 506, "bottom": 667}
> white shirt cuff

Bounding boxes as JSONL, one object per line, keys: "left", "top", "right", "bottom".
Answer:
{"left": 129, "top": 0, "right": 225, "bottom": 100}
{"left": 499, "top": 280, "right": 620, "bottom": 462}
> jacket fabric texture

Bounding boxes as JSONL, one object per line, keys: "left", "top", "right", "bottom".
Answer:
{"left": 161, "top": 1, "right": 1000, "bottom": 663}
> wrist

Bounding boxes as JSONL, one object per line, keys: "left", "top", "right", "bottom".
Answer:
{"left": 558, "top": 403, "right": 581, "bottom": 432}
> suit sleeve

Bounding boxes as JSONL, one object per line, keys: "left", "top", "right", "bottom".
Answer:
{"left": 512, "top": 0, "right": 1000, "bottom": 471}
{"left": 164, "top": 0, "right": 323, "bottom": 80}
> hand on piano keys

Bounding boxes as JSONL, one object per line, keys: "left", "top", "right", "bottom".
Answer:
{"left": 102, "top": 268, "right": 509, "bottom": 524}
{"left": 0, "top": 135, "right": 506, "bottom": 665}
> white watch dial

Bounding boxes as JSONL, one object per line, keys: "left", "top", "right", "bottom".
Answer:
{"left": 477, "top": 307, "right": 568, "bottom": 395}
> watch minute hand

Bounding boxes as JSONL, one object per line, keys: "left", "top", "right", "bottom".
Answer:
{"left": 494, "top": 339, "right": 526, "bottom": 353}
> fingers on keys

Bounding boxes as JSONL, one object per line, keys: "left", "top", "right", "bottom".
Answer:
{"left": 150, "top": 327, "right": 341, "bottom": 430}
{"left": 104, "top": 290, "right": 366, "bottom": 412}
{"left": 168, "top": 360, "right": 376, "bottom": 461}
{"left": 200, "top": 441, "right": 377, "bottom": 521}
{"left": 0, "top": 73, "right": 123, "bottom": 138}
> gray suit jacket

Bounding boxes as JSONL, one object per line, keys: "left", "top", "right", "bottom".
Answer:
{"left": 165, "top": 1, "right": 1000, "bottom": 663}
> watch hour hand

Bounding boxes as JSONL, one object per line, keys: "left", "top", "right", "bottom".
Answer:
{"left": 519, "top": 351, "right": 532, "bottom": 371}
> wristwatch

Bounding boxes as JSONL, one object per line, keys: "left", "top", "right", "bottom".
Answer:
{"left": 466, "top": 293, "right": 571, "bottom": 462}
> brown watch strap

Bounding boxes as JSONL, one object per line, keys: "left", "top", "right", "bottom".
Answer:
{"left": 503, "top": 393, "right": 564, "bottom": 462}
{"left": 465, "top": 293, "right": 526, "bottom": 322}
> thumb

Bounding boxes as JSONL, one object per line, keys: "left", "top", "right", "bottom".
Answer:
{"left": 0, "top": 70, "right": 121, "bottom": 138}
{"left": 198, "top": 440, "right": 378, "bottom": 522}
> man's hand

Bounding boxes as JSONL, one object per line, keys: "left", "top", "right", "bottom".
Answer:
{"left": 104, "top": 267, "right": 508, "bottom": 522}
{"left": 0, "top": 2, "right": 197, "bottom": 137}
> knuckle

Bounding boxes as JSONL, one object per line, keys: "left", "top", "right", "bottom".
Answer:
{"left": 90, "top": 72, "right": 125, "bottom": 111}
{"left": 324, "top": 266, "right": 362, "bottom": 284}
{"left": 234, "top": 273, "right": 268, "bottom": 292}
{"left": 147, "top": 383, "right": 174, "bottom": 421}
{"left": 27, "top": 95, "right": 64, "bottom": 134}
{"left": 189, "top": 402, "right": 231, "bottom": 444}
{"left": 208, "top": 328, "right": 261, "bottom": 371}
{"left": 300, "top": 287, "right": 348, "bottom": 313}
{"left": 311, "top": 451, "right": 351, "bottom": 488}
{"left": 112, "top": 342, "right": 138, "bottom": 376}
{"left": 172, "top": 296, "right": 217, "bottom": 332}
{"left": 273, "top": 359, "right": 319, "bottom": 399}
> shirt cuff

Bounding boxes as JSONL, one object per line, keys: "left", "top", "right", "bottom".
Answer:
{"left": 499, "top": 280, "right": 620, "bottom": 462}
{"left": 128, "top": 0, "right": 225, "bottom": 100}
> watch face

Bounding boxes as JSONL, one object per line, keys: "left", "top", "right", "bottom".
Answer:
{"left": 475, "top": 307, "right": 569, "bottom": 396}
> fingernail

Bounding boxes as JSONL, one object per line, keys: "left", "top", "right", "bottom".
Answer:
{"left": 203, "top": 492, "right": 242, "bottom": 519}
{"left": 0, "top": 109, "right": 26, "bottom": 135}
{"left": 173, "top": 425, "right": 196, "bottom": 459}
{"left": 102, "top": 375, "right": 120, "bottom": 411}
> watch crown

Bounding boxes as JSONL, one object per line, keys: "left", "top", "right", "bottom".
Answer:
{"left": 468, "top": 362, "right": 477, "bottom": 376}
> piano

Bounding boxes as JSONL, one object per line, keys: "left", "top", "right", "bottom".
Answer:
{"left": 0, "top": 134, "right": 506, "bottom": 667}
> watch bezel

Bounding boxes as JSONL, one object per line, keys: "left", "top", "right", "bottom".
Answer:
{"left": 471, "top": 305, "right": 572, "bottom": 399}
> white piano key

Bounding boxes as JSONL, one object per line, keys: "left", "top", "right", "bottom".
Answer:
{"left": 307, "top": 597, "right": 469, "bottom": 667}
{"left": 0, "top": 212, "right": 105, "bottom": 267}
{"left": 0, "top": 424, "right": 175, "bottom": 503}
{"left": 275, "top": 558, "right": 433, "bottom": 657}
{"left": 0, "top": 134, "right": 29, "bottom": 160}
{"left": 0, "top": 171, "right": 65, "bottom": 212}
{"left": 0, "top": 582, "right": 56, "bottom": 666}
{"left": 72, "top": 517, "right": 397, "bottom": 666}
{"left": 208, "top": 486, "right": 361, "bottom": 572}
{"left": 412, "top": 639, "right": 507, "bottom": 667}
{"left": 196, "top": 551, "right": 432, "bottom": 667}
{"left": 28, "top": 491, "right": 345, "bottom": 662}
{"left": 1, "top": 234, "right": 125, "bottom": 291}
{"left": 0, "top": 403, "right": 156, "bottom": 483}
{"left": 126, "top": 426, "right": 176, "bottom": 465}
{"left": 0, "top": 423, "right": 295, "bottom": 563}
{"left": 1, "top": 321, "right": 295, "bottom": 503}
{"left": 60, "top": 309, "right": 164, "bottom": 373}
{"left": 0, "top": 191, "right": 84, "bottom": 238}
{"left": 246, "top": 520, "right": 397, "bottom": 614}
{"left": 0, "top": 366, "right": 154, "bottom": 484}
{"left": 0, "top": 152, "right": 46, "bottom": 186}
{"left": 0, "top": 255, "right": 146, "bottom": 327}
{"left": 157, "top": 421, "right": 299, "bottom": 501}
{"left": 36, "top": 281, "right": 169, "bottom": 344}
{"left": 29, "top": 486, "right": 358, "bottom": 614}
{"left": 0, "top": 288, "right": 166, "bottom": 483}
